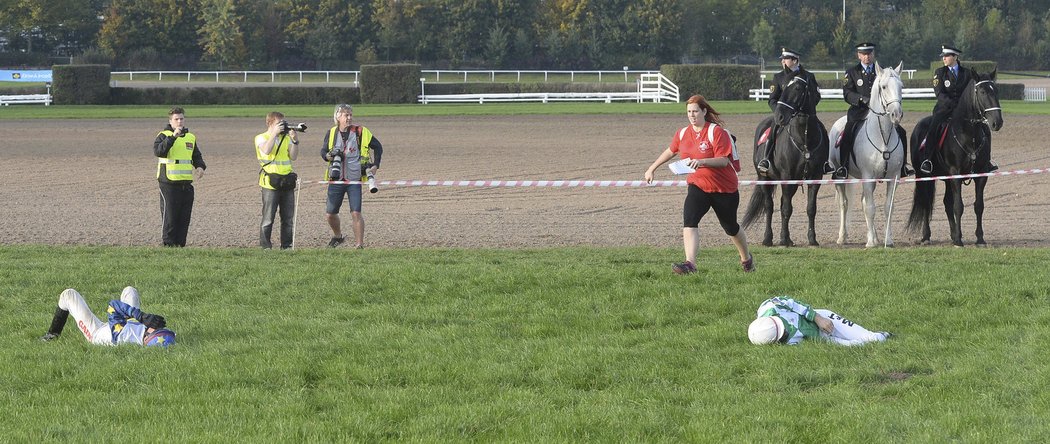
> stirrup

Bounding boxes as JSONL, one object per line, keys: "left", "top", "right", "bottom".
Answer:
{"left": 822, "top": 161, "right": 835, "bottom": 174}
{"left": 833, "top": 167, "right": 848, "bottom": 180}
{"left": 757, "top": 159, "right": 770, "bottom": 173}
{"left": 919, "top": 160, "right": 933, "bottom": 174}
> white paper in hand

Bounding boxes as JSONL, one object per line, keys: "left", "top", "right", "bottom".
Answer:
{"left": 668, "top": 159, "right": 696, "bottom": 175}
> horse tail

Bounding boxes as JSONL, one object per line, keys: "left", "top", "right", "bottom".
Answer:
{"left": 742, "top": 185, "right": 772, "bottom": 228}
{"left": 907, "top": 179, "right": 935, "bottom": 233}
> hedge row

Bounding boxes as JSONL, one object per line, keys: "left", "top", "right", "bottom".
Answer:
{"left": 929, "top": 60, "right": 998, "bottom": 73}
{"left": 661, "top": 64, "right": 759, "bottom": 101}
{"left": 110, "top": 86, "right": 360, "bottom": 105}
{"left": 360, "top": 64, "right": 421, "bottom": 104}
{"left": 52, "top": 64, "right": 110, "bottom": 105}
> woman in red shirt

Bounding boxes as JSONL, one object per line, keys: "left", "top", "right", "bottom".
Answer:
{"left": 644, "top": 95, "right": 755, "bottom": 275}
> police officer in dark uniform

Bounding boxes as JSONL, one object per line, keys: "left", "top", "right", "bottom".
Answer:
{"left": 920, "top": 45, "right": 997, "bottom": 174}
{"left": 833, "top": 42, "right": 911, "bottom": 179}
{"left": 758, "top": 48, "right": 821, "bottom": 175}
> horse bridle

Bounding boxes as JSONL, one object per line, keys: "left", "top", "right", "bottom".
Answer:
{"left": 970, "top": 80, "right": 1001, "bottom": 125}
{"left": 775, "top": 77, "right": 810, "bottom": 118}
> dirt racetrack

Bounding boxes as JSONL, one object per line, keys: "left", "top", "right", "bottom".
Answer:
{"left": 4, "top": 111, "right": 1049, "bottom": 249}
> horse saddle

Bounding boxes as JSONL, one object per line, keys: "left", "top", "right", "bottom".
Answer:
{"left": 920, "top": 122, "right": 950, "bottom": 151}
{"left": 758, "top": 127, "right": 772, "bottom": 146}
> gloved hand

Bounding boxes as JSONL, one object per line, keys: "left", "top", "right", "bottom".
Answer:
{"left": 859, "top": 97, "right": 868, "bottom": 108}
{"left": 139, "top": 313, "right": 166, "bottom": 329}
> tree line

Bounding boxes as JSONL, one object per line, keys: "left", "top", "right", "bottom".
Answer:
{"left": 2, "top": 0, "right": 1050, "bottom": 71}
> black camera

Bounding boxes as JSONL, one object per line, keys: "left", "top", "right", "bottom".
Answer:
{"left": 174, "top": 126, "right": 188, "bottom": 135}
{"left": 329, "top": 150, "right": 344, "bottom": 181}
{"left": 279, "top": 121, "right": 307, "bottom": 134}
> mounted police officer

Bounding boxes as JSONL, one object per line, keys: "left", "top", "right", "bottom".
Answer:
{"left": 833, "top": 42, "right": 911, "bottom": 179}
{"left": 920, "top": 45, "right": 997, "bottom": 174}
{"left": 758, "top": 48, "right": 821, "bottom": 175}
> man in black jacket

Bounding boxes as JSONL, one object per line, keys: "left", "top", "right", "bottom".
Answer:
{"left": 758, "top": 48, "right": 821, "bottom": 175}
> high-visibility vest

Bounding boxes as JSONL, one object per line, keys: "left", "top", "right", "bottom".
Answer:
{"left": 156, "top": 130, "right": 196, "bottom": 181}
{"left": 325, "top": 125, "right": 373, "bottom": 181}
{"left": 256, "top": 133, "right": 294, "bottom": 189}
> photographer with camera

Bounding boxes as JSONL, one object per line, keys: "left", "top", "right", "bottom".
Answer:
{"left": 153, "top": 106, "right": 206, "bottom": 247}
{"left": 256, "top": 111, "right": 304, "bottom": 250}
{"left": 322, "top": 103, "right": 383, "bottom": 249}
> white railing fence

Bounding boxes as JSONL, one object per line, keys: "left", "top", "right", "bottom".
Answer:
{"left": 638, "top": 73, "right": 679, "bottom": 103}
{"left": 110, "top": 69, "right": 663, "bottom": 85}
{"left": 1024, "top": 87, "right": 1047, "bottom": 102}
{"left": 748, "top": 87, "right": 936, "bottom": 101}
{"left": 0, "top": 93, "right": 52, "bottom": 106}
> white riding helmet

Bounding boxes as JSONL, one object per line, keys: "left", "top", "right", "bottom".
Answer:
{"left": 748, "top": 316, "right": 786, "bottom": 345}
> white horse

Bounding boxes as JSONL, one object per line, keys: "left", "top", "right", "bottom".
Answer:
{"left": 827, "top": 61, "right": 906, "bottom": 248}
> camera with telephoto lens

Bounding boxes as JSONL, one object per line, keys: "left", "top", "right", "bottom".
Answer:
{"left": 328, "top": 150, "right": 343, "bottom": 181}
{"left": 367, "top": 173, "right": 378, "bottom": 193}
{"left": 279, "top": 121, "right": 307, "bottom": 134}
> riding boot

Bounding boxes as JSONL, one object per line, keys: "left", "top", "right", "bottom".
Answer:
{"left": 896, "top": 125, "right": 912, "bottom": 177}
{"left": 980, "top": 124, "right": 998, "bottom": 173}
{"left": 41, "top": 307, "right": 69, "bottom": 341}
{"left": 832, "top": 121, "right": 857, "bottom": 179}
{"left": 758, "top": 126, "right": 777, "bottom": 175}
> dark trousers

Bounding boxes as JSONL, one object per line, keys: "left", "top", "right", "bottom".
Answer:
{"left": 260, "top": 187, "right": 296, "bottom": 249}
{"left": 683, "top": 184, "right": 741, "bottom": 236}
{"left": 159, "top": 182, "right": 194, "bottom": 247}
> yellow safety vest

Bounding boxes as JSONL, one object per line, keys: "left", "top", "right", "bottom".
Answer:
{"left": 325, "top": 126, "right": 373, "bottom": 181}
{"left": 256, "top": 133, "right": 294, "bottom": 190}
{"left": 156, "top": 130, "right": 196, "bottom": 181}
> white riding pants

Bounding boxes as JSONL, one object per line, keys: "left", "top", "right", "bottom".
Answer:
{"left": 815, "top": 309, "right": 887, "bottom": 346}
{"left": 58, "top": 286, "right": 141, "bottom": 346}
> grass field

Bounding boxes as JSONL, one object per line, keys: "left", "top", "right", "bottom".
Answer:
{"left": 2, "top": 245, "right": 1049, "bottom": 441}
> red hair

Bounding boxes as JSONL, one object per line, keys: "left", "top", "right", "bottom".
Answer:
{"left": 686, "top": 95, "right": 725, "bottom": 126}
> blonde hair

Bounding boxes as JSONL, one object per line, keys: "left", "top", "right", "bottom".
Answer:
{"left": 266, "top": 111, "right": 285, "bottom": 126}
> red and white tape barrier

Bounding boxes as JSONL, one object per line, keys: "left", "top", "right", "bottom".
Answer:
{"left": 312, "top": 167, "right": 1047, "bottom": 188}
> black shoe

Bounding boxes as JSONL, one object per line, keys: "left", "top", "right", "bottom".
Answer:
{"left": 757, "top": 159, "right": 771, "bottom": 174}
{"left": 327, "top": 236, "right": 345, "bottom": 248}
{"left": 987, "top": 161, "right": 999, "bottom": 173}
{"left": 902, "top": 165, "right": 914, "bottom": 177}
{"left": 832, "top": 167, "right": 848, "bottom": 180}
{"left": 822, "top": 161, "right": 835, "bottom": 174}
{"left": 919, "top": 160, "right": 933, "bottom": 174}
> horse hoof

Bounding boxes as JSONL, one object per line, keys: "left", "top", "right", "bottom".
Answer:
{"left": 762, "top": 240, "right": 774, "bottom": 247}
{"left": 919, "top": 239, "right": 931, "bottom": 246}
{"left": 885, "top": 243, "right": 895, "bottom": 249}
{"left": 975, "top": 242, "right": 987, "bottom": 248}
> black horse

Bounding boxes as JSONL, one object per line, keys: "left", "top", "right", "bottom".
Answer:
{"left": 742, "top": 76, "right": 829, "bottom": 246}
{"left": 907, "top": 70, "right": 1003, "bottom": 246}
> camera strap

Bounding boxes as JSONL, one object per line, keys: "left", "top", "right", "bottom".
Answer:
{"left": 259, "top": 133, "right": 287, "bottom": 170}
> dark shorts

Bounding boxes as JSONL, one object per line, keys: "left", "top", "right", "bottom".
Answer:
{"left": 326, "top": 183, "right": 362, "bottom": 214}
{"left": 683, "top": 184, "right": 741, "bottom": 236}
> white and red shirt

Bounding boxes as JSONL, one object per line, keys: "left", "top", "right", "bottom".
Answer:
{"left": 669, "top": 122, "right": 739, "bottom": 193}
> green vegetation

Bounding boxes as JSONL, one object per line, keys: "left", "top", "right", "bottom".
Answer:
{"left": 2, "top": 100, "right": 1048, "bottom": 120}
{"left": 2, "top": 245, "right": 1049, "bottom": 440}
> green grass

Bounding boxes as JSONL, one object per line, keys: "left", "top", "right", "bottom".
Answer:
{"left": 2, "top": 100, "right": 1048, "bottom": 119}
{"left": 3, "top": 245, "right": 1049, "bottom": 440}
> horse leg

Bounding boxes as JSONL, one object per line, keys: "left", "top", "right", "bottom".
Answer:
{"left": 836, "top": 183, "right": 849, "bottom": 245}
{"left": 806, "top": 184, "right": 821, "bottom": 246}
{"left": 779, "top": 184, "right": 798, "bottom": 247}
{"left": 862, "top": 181, "right": 878, "bottom": 248}
{"left": 883, "top": 180, "right": 899, "bottom": 248}
{"left": 974, "top": 176, "right": 987, "bottom": 246}
{"left": 762, "top": 185, "right": 775, "bottom": 247}
{"left": 942, "top": 180, "right": 964, "bottom": 246}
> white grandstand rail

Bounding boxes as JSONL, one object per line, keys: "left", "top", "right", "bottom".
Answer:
{"left": 111, "top": 70, "right": 660, "bottom": 84}
{"left": 0, "top": 94, "right": 52, "bottom": 105}
{"left": 748, "top": 87, "right": 936, "bottom": 101}
{"left": 423, "top": 69, "right": 660, "bottom": 83}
